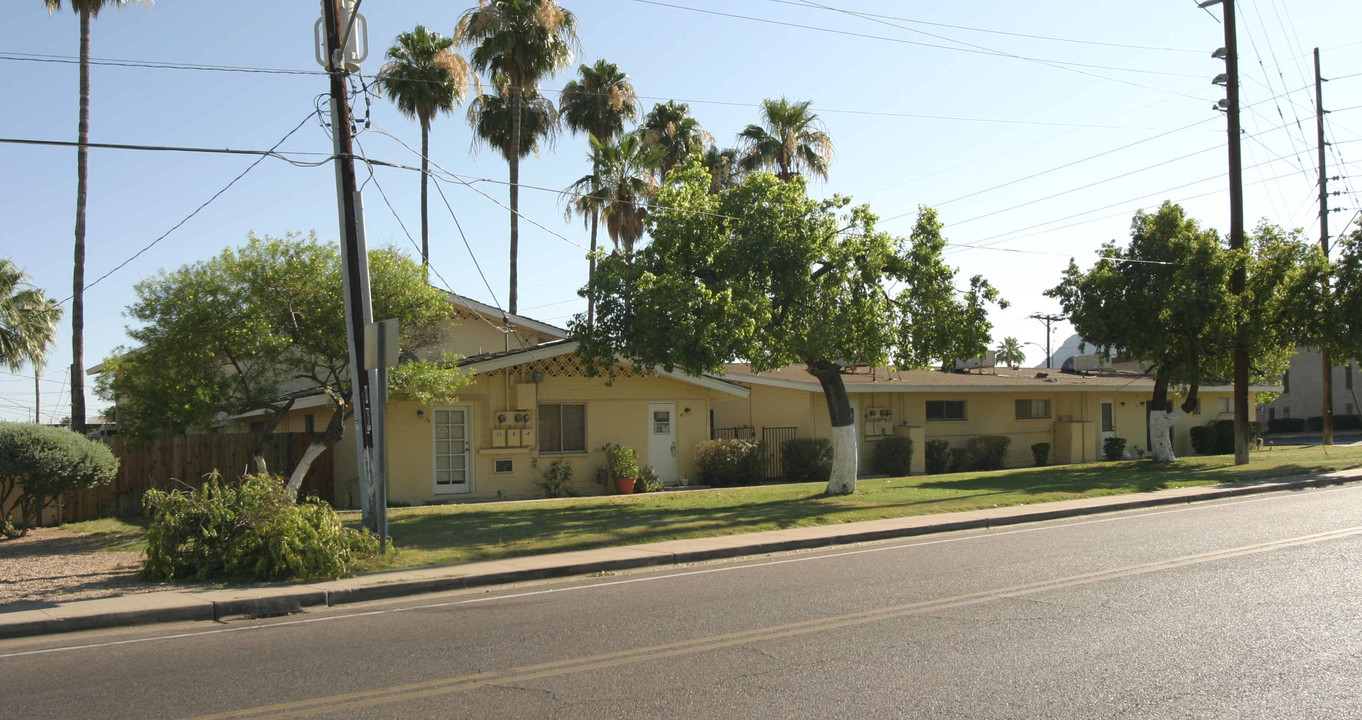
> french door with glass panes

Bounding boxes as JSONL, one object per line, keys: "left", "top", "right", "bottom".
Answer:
{"left": 433, "top": 406, "right": 473, "bottom": 494}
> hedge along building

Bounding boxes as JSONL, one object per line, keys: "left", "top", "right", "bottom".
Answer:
{"left": 711, "top": 361, "right": 1277, "bottom": 476}
{"left": 223, "top": 294, "right": 746, "bottom": 505}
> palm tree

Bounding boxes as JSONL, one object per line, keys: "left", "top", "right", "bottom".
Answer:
{"left": 737, "top": 97, "right": 834, "bottom": 183}
{"left": 568, "top": 134, "right": 661, "bottom": 255}
{"left": 377, "top": 25, "right": 472, "bottom": 267}
{"left": 560, "top": 59, "right": 638, "bottom": 327}
{"left": 0, "top": 259, "right": 63, "bottom": 374}
{"left": 44, "top": 0, "right": 149, "bottom": 433}
{"left": 456, "top": 0, "right": 578, "bottom": 314}
{"left": 638, "top": 101, "right": 713, "bottom": 180}
{"left": 699, "top": 146, "right": 743, "bottom": 194}
{"left": 996, "top": 337, "right": 1025, "bottom": 369}
{"left": 467, "top": 81, "right": 561, "bottom": 231}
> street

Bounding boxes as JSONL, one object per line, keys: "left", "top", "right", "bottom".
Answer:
{"left": 4, "top": 483, "right": 1362, "bottom": 719}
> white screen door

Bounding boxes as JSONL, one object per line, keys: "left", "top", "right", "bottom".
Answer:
{"left": 433, "top": 406, "right": 473, "bottom": 494}
{"left": 647, "top": 402, "right": 678, "bottom": 485}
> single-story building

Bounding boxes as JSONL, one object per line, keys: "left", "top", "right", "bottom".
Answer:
{"left": 711, "top": 362, "right": 1275, "bottom": 475}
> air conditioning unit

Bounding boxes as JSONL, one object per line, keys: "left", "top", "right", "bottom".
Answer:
{"left": 954, "top": 351, "right": 997, "bottom": 370}
{"left": 1072, "top": 354, "right": 1111, "bottom": 372}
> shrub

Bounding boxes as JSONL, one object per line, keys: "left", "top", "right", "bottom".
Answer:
{"left": 694, "top": 439, "right": 763, "bottom": 486}
{"left": 533, "top": 457, "right": 574, "bottom": 498}
{"left": 948, "top": 447, "right": 973, "bottom": 473}
{"left": 966, "top": 436, "right": 1011, "bottom": 471}
{"left": 924, "top": 440, "right": 952, "bottom": 475}
{"left": 1211, "top": 420, "right": 1262, "bottom": 455}
{"left": 597, "top": 443, "right": 639, "bottom": 481}
{"left": 1267, "top": 417, "right": 1306, "bottom": 433}
{"left": 141, "top": 473, "right": 379, "bottom": 582}
{"left": 1103, "top": 437, "right": 1127, "bottom": 461}
{"left": 635, "top": 465, "right": 663, "bottom": 493}
{"left": 1336, "top": 414, "right": 1362, "bottom": 431}
{"left": 870, "top": 436, "right": 913, "bottom": 476}
{"left": 1030, "top": 442, "right": 1050, "bottom": 467}
{"left": 0, "top": 423, "right": 119, "bottom": 536}
{"left": 1189, "top": 425, "right": 1218, "bottom": 455}
{"left": 782, "top": 438, "right": 833, "bottom": 484}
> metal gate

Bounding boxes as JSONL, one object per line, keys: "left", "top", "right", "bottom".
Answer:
{"left": 711, "top": 425, "right": 756, "bottom": 441}
{"left": 761, "top": 426, "right": 797, "bottom": 479}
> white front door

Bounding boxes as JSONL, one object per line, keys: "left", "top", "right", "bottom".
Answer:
{"left": 1099, "top": 399, "right": 1116, "bottom": 457}
{"left": 647, "top": 402, "right": 679, "bottom": 485}
{"left": 433, "top": 406, "right": 473, "bottom": 494}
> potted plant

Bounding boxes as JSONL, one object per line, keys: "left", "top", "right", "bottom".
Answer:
{"left": 598, "top": 443, "right": 639, "bottom": 494}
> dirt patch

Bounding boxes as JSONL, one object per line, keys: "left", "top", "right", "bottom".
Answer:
{"left": 0, "top": 527, "right": 170, "bottom": 611}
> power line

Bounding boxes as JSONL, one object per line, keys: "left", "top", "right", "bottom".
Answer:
{"left": 56, "top": 109, "right": 322, "bottom": 304}
{"left": 0, "top": 136, "right": 332, "bottom": 164}
{"left": 0, "top": 51, "right": 325, "bottom": 76}
{"left": 625, "top": 0, "right": 1214, "bottom": 99}
{"left": 764, "top": 0, "right": 1204, "bottom": 53}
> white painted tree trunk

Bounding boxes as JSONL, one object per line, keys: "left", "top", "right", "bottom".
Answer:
{"left": 285, "top": 441, "right": 329, "bottom": 498}
{"left": 827, "top": 423, "right": 858, "bottom": 495}
{"left": 1148, "top": 407, "right": 1185, "bottom": 463}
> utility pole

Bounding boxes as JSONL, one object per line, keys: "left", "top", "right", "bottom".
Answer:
{"left": 320, "top": 0, "right": 379, "bottom": 532}
{"left": 1317, "top": 47, "right": 1333, "bottom": 447}
{"left": 1204, "top": 0, "right": 1250, "bottom": 465}
{"left": 1030, "top": 313, "right": 1063, "bottom": 368}
{"left": 34, "top": 374, "right": 40, "bottom": 424}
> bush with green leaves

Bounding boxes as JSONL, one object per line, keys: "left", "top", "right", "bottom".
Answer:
{"left": 870, "top": 436, "right": 913, "bottom": 477}
{"left": 781, "top": 438, "right": 833, "bottom": 484}
{"left": 141, "top": 473, "right": 379, "bottom": 582}
{"left": 1030, "top": 442, "right": 1051, "bottom": 467}
{"left": 924, "top": 440, "right": 952, "bottom": 475}
{"left": 694, "top": 439, "right": 763, "bottom": 486}
{"left": 1189, "top": 425, "right": 1218, "bottom": 455}
{"left": 1266, "top": 417, "right": 1306, "bottom": 434}
{"left": 533, "top": 457, "right": 575, "bottom": 498}
{"left": 1103, "top": 437, "right": 1127, "bottom": 461}
{"left": 1211, "top": 419, "right": 1262, "bottom": 455}
{"left": 966, "top": 436, "right": 1011, "bottom": 471}
{"left": 635, "top": 465, "right": 663, "bottom": 493}
{"left": 948, "top": 446, "right": 973, "bottom": 473}
{"left": 0, "top": 423, "right": 119, "bottom": 537}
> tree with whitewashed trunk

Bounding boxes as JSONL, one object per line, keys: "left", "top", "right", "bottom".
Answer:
{"left": 572, "top": 158, "right": 1002, "bottom": 495}
{"left": 96, "top": 233, "right": 466, "bottom": 497}
{"left": 1047, "top": 202, "right": 1321, "bottom": 462}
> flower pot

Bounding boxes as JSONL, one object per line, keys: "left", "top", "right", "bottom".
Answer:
{"left": 614, "top": 477, "right": 636, "bottom": 494}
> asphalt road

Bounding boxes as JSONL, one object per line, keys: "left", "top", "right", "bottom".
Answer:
{"left": 5, "top": 485, "right": 1362, "bottom": 719}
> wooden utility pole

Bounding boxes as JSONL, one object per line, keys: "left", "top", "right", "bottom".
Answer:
{"left": 321, "top": 0, "right": 379, "bottom": 532}
{"left": 1317, "top": 47, "right": 1333, "bottom": 446}
{"left": 1204, "top": 0, "right": 1251, "bottom": 464}
{"left": 1030, "top": 313, "right": 1063, "bottom": 368}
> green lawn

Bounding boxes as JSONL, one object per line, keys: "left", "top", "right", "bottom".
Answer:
{"left": 62, "top": 445, "right": 1362, "bottom": 574}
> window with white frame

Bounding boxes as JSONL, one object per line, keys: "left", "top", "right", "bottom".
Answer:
{"left": 1014, "top": 399, "right": 1051, "bottom": 419}
{"left": 539, "top": 403, "right": 586, "bottom": 453}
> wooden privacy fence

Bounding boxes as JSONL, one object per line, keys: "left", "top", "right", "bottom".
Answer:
{"left": 58, "top": 433, "right": 334, "bottom": 523}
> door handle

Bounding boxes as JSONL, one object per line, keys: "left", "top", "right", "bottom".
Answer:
{"left": 671, "top": 441, "right": 677, "bottom": 457}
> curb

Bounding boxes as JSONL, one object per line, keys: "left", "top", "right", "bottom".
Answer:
{"left": 3, "top": 471, "right": 1359, "bottom": 641}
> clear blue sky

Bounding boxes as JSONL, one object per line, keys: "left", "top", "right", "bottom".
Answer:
{"left": 2, "top": 0, "right": 1361, "bottom": 423}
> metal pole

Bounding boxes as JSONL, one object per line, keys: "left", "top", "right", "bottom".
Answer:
{"left": 1224, "top": 0, "right": 1250, "bottom": 465}
{"left": 34, "top": 373, "right": 40, "bottom": 424}
{"left": 1317, "top": 47, "right": 1333, "bottom": 447}
{"left": 322, "top": 0, "right": 378, "bottom": 531}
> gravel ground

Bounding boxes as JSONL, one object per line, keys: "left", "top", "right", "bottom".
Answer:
{"left": 0, "top": 527, "right": 169, "bottom": 612}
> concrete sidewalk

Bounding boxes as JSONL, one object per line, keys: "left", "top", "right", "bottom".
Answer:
{"left": 4, "top": 467, "right": 1361, "bottom": 641}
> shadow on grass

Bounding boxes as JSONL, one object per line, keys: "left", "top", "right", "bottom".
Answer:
{"left": 913, "top": 461, "right": 1343, "bottom": 496}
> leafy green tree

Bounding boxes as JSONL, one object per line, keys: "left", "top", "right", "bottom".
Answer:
{"left": 995, "top": 337, "right": 1024, "bottom": 369}
{"left": 638, "top": 100, "right": 713, "bottom": 180}
{"left": 560, "top": 59, "right": 639, "bottom": 326}
{"left": 377, "top": 25, "right": 473, "bottom": 267}
{"left": 0, "top": 423, "right": 117, "bottom": 536}
{"left": 96, "top": 233, "right": 467, "bottom": 495}
{"left": 574, "top": 160, "right": 1002, "bottom": 494}
{"left": 0, "top": 259, "right": 62, "bottom": 375}
{"left": 737, "top": 97, "right": 833, "bottom": 183}
{"left": 1047, "top": 202, "right": 1319, "bottom": 462}
{"left": 43, "top": 0, "right": 151, "bottom": 434}
{"left": 1299, "top": 222, "right": 1362, "bottom": 413}
{"left": 457, "top": 0, "right": 578, "bottom": 314}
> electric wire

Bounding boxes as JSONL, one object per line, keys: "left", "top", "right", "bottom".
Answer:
{"left": 56, "top": 109, "right": 322, "bottom": 304}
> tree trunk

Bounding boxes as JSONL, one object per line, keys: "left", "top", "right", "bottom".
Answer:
{"left": 587, "top": 209, "right": 598, "bottom": 329}
{"left": 807, "top": 360, "right": 857, "bottom": 495}
{"left": 1148, "top": 407, "right": 1184, "bottom": 463}
{"left": 508, "top": 87, "right": 522, "bottom": 314}
{"left": 70, "top": 9, "right": 91, "bottom": 435}
{"left": 420, "top": 122, "right": 430, "bottom": 267}
{"left": 286, "top": 407, "right": 345, "bottom": 498}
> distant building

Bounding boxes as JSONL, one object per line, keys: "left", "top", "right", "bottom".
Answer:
{"left": 1261, "top": 348, "right": 1360, "bottom": 424}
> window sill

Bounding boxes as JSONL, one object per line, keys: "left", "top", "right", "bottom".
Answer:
{"left": 478, "top": 447, "right": 532, "bottom": 455}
